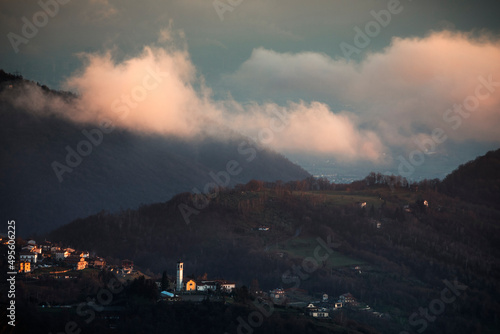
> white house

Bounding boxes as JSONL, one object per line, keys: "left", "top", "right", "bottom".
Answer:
{"left": 196, "top": 280, "right": 234, "bottom": 292}
{"left": 20, "top": 251, "right": 38, "bottom": 263}
{"left": 197, "top": 281, "right": 218, "bottom": 292}
{"left": 220, "top": 281, "right": 236, "bottom": 292}
{"left": 196, "top": 283, "right": 209, "bottom": 292}
{"left": 311, "top": 308, "right": 330, "bottom": 318}
{"left": 306, "top": 303, "right": 329, "bottom": 318}
{"left": 306, "top": 303, "right": 317, "bottom": 311}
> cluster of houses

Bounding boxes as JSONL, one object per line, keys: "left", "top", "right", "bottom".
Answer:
{"left": 7, "top": 238, "right": 106, "bottom": 274}
{"left": 266, "top": 287, "right": 375, "bottom": 319}
{"left": 3, "top": 237, "right": 383, "bottom": 320}
{"left": 3, "top": 236, "right": 388, "bottom": 321}
{"left": 184, "top": 279, "right": 236, "bottom": 293}
{"left": 158, "top": 261, "right": 236, "bottom": 300}
{"left": 304, "top": 292, "right": 387, "bottom": 319}
{"left": 305, "top": 293, "right": 361, "bottom": 318}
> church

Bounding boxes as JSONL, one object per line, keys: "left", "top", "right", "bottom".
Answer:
{"left": 175, "top": 260, "right": 235, "bottom": 293}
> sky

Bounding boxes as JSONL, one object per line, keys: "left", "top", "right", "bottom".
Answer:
{"left": 1, "top": 0, "right": 500, "bottom": 181}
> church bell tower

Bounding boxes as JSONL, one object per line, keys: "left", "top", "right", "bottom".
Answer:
{"left": 176, "top": 261, "right": 183, "bottom": 291}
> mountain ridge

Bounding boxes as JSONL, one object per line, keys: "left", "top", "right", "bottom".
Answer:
{"left": 0, "top": 70, "right": 310, "bottom": 235}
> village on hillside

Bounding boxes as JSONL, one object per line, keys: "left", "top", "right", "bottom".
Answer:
{"left": 2, "top": 234, "right": 387, "bottom": 323}
{"left": 3, "top": 236, "right": 106, "bottom": 276}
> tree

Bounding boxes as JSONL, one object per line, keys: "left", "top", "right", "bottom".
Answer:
{"left": 365, "top": 172, "right": 376, "bottom": 186}
{"left": 161, "top": 271, "right": 169, "bottom": 291}
{"left": 234, "top": 285, "right": 250, "bottom": 303}
{"left": 244, "top": 180, "right": 263, "bottom": 191}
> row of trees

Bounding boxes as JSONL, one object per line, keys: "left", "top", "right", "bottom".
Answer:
{"left": 231, "top": 173, "right": 443, "bottom": 194}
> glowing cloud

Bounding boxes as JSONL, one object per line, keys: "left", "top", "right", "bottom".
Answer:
{"left": 222, "top": 30, "right": 500, "bottom": 152}
{"left": 63, "top": 46, "right": 215, "bottom": 138}
{"left": 8, "top": 30, "right": 385, "bottom": 162}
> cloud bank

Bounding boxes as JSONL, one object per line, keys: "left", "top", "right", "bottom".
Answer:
{"left": 7, "top": 29, "right": 385, "bottom": 162}
{"left": 7, "top": 29, "right": 500, "bottom": 166}
{"left": 222, "top": 31, "right": 500, "bottom": 154}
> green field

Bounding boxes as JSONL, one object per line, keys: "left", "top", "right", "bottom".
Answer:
{"left": 306, "top": 188, "right": 426, "bottom": 210}
{"left": 271, "top": 237, "right": 364, "bottom": 268}
{"left": 296, "top": 190, "right": 384, "bottom": 209}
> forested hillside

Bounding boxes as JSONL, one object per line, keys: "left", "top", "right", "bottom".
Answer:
{"left": 439, "top": 148, "right": 500, "bottom": 210}
{"left": 48, "top": 170, "right": 500, "bottom": 333}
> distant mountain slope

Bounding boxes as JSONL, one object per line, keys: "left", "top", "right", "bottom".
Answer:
{"left": 0, "top": 70, "right": 310, "bottom": 235}
{"left": 439, "top": 148, "right": 500, "bottom": 209}
{"left": 46, "top": 179, "right": 500, "bottom": 333}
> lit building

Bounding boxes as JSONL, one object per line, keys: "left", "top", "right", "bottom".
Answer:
{"left": 186, "top": 279, "right": 196, "bottom": 291}
{"left": 176, "top": 261, "right": 183, "bottom": 291}
{"left": 19, "top": 262, "right": 31, "bottom": 273}
{"left": 20, "top": 251, "right": 38, "bottom": 263}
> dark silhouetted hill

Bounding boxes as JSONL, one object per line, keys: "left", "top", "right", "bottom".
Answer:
{"left": 439, "top": 148, "right": 500, "bottom": 210}
{"left": 0, "top": 70, "right": 309, "bottom": 235}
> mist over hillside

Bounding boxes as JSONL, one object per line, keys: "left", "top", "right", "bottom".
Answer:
{"left": 0, "top": 71, "right": 309, "bottom": 235}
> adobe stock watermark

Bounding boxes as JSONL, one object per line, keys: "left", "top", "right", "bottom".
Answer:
{"left": 51, "top": 66, "right": 169, "bottom": 183}
{"left": 178, "top": 107, "right": 289, "bottom": 225}
{"left": 399, "top": 280, "right": 467, "bottom": 334}
{"left": 339, "top": 0, "right": 409, "bottom": 62}
{"left": 281, "top": 235, "right": 337, "bottom": 290}
{"left": 225, "top": 298, "right": 274, "bottom": 334}
{"left": 6, "top": 220, "right": 17, "bottom": 327}
{"left": 7, "top": 0, "right": 71, "bottom": 54}
{"left": 395, "top": 74, "right": 499, "bottom": 179}
{"left": 49, "top": 274, "right": 128, "bottom": 334}
{"left": 213, "top": 0, "right": 244, "bottom": 21}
